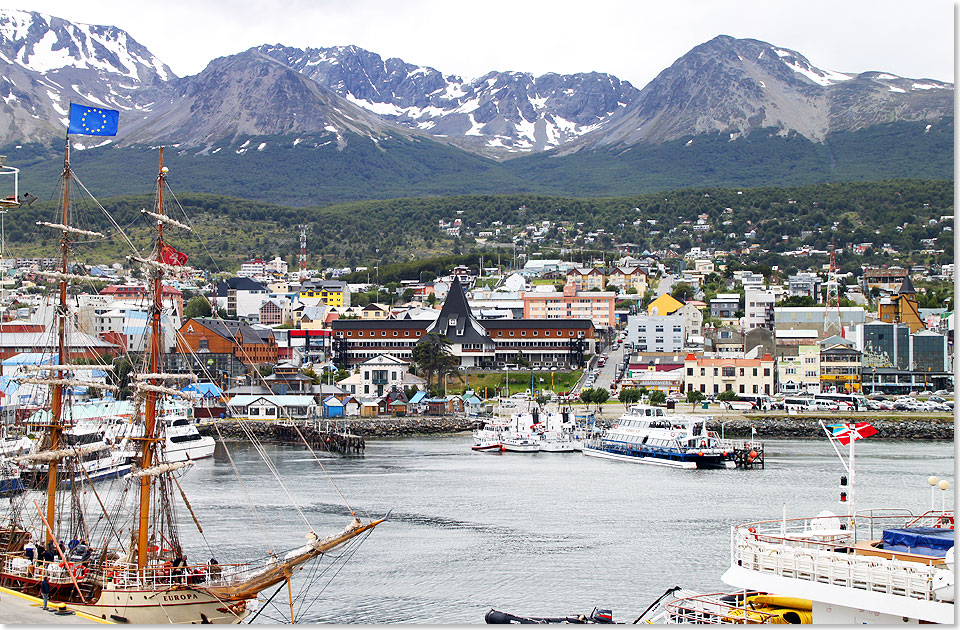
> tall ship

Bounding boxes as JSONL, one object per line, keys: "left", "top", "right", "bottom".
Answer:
{"left": 582, "top": 404, "right": 736, "bottom": 469}
{"left": 0, "top": 125, "right": 384, "bottom": 623}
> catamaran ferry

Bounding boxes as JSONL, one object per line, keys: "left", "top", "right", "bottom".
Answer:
{"left": 582, "top": 405, "right": 736, "bottom": 469}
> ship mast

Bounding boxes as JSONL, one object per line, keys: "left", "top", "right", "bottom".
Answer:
{"left": 135, "top": 148, "right": 167, "bottom": 570}
{"left": 44, "top": 141, "right": 72, "bottom": 543}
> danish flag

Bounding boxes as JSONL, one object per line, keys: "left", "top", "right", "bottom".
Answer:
{"left": 826, "top": 422, "right": 878, "bottom": 445}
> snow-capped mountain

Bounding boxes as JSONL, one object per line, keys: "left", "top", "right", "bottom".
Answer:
{"left": 563, "top": 35, "right": 952, "bottom": 152}
{"left": 0, "top": 10, "right": 952, "bottom": 161}
{"left": 256, "top": 44, "right": 640, "bottom": 156}
{"left": 0, "top": 9, "right": 173, "bottom": 143}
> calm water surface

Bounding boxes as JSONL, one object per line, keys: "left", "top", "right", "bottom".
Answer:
{"left": 176, "top": 435, "right": 954, "bottom": 624}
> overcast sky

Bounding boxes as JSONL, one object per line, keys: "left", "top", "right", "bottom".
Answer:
{"left": 3, "top": 0, "right": 955, "bottom": 86}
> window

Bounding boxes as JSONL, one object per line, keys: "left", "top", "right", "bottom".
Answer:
{"left": 381, "top": 331, "right": 387, "bottom": 337}
{"left": 722, "top": 367, "right": 734, "bottom": 377}
{"left": 764, "top": 368, "right": 771, "bottom": 377}
{"left": 393, "top": 331, "right": 398, "bottom": 336}
{"left": 739, "top": 368, "right": 744, "bottom": 376}
{"left": 753, "top": 368, "right": 758, "bottom": 376}
{"left": 687, "top": 367, "right": 694, "bottom": 376}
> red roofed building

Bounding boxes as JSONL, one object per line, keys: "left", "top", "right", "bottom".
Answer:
{"left": 684, "top": 352, "right": 775, "bottom": 396}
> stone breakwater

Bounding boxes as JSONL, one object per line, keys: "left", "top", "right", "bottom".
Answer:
{"left": 198, "top": 415, "right": 477, "bottom": 442}
{"left": 198, "top": 414, "right": 952, "bottom": 442}
{"left": 704, "top": 416, "right": 954, "bottom": 440}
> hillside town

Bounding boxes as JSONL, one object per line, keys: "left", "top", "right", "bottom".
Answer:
{"left": 0, "top": 241, "right": 951, "bottom": 421}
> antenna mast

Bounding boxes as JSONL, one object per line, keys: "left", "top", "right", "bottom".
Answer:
{"left": 824, "top": 241, "right": 842, "bottom": 339}
{"left": 299, "top": 223, "right": 307, "bottom": 280}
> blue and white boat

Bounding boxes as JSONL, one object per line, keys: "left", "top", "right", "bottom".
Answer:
{"left": 0, "top": 461, "right": 24, "bottom": 496}
{"left": 582, "top": 405, "right": 735, "bottom": 469}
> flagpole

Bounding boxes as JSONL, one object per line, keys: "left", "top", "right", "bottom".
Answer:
{"left": 848, "top": 425, "right": 855, "bottom": 529}
{"left": 819, "top": 420, "right": 849, "bottom": 473}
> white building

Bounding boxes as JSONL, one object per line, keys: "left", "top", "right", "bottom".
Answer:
{"left": 626, "top": 313, "right": 685, "bottom": 353}
{"left": 744, "top": 288, "right": 777, "bottom": 330}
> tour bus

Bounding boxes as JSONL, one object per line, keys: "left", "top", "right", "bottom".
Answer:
{"left": 783, "top": 397, "right": 840, "bottom": 413}
{"left": 737, "top": 394, "right": 777, "bottom": 411}
{"left": 814, "top": 392, "right": 867, "bottom": 411}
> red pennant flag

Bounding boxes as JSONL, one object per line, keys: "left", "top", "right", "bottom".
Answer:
{"left": 160, "top": 244, "right": 188, "bottom": 266}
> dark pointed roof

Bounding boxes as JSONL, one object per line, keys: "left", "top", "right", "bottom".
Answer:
{"left": 897, "top": 275, "right": 916, "bottom": 296}
{"left": 425, "top": 277, "right": 493, "bottom": 345}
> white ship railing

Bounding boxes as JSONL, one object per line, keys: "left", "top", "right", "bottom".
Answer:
{"left": 731, "top": 510, "right": 952, "bottom": 602}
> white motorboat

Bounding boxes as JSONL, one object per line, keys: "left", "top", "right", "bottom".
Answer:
{"left": 537, "top": 409, "right": 577, "bottom": 452}
{"left": 582, "top": 405, "right": 736, "bottom": 469}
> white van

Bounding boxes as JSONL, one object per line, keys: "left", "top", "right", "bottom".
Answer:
{"left": 783, "top": 397, "right": 814, "bottom": 413}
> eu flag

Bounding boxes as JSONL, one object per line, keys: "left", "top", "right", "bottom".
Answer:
{"left": 67, "top": 104, "right": 119, "bottom": 136}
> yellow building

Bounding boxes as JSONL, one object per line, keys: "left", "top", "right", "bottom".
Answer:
{"left": 298, "top": 280, "right": 349, "bottom": 307}
{"left": 607, "top": 267, "right": 648, "bottom": 294}
{"left": 647, "top": 293, "right": 685, "bottom": 316}
{"left": 819, "top": 336, "right": 862, "bottom": 393}
{"left": 877, "top": 277, "right": 924, "bottom": 333}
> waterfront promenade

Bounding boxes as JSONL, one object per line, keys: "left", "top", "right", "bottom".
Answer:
{"left": 0, "top": 587, "right": 110, "bottom": 624}
{"left": 199, "top": 406, "right": 953, "bottom": 442}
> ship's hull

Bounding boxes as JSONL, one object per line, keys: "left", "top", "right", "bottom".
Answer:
{"left": 70, "top": 586, "right": 250, "bottom": 624}
{"left": 0, "top": 572, "right": 249, "bottom": 624}
{"left": 0, "top": 475, "right": 24, "bottom": 496}
{"left": 501, "top": 440, "right": 540, "bottom": 453}
{"left": 582, "top": 446, "right": 735, "bottom": 469}
{"left": 472, "top": 442, "right": 504, "bottom": 452}
{"left": 538, "top": 440, "right": 577, "bottom": 452}
{"left": 161, "top": 436, "right": 216, "bottom": 462}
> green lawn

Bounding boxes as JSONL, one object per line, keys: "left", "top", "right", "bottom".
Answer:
{"left": 450, "top": 369, "right": 582, "bottom": 398}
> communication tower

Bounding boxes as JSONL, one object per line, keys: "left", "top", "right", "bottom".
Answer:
{"left": 299, "top": 223, "right": 307, "bottom": 279}
{"left": 823, "top": 241, "right": 843, "bottom": 338}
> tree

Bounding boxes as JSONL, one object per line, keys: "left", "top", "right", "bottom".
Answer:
{"left": 671, "top": 282, "right": 694, "bottom": 301}
{"left": 686, "top": 390, "right": 705, "bottom": 405}
{"left": 111, "top": 356, "right": 135, "bottom": 400}
{"left": 618, "top": 387, "right": 642, "bottom": 408}
{"left": 717, "top": 389, "right": 738, "bottom": 401}
{"left": 648, "top": 390, "right": 666, "bottom": 406}
{"left": 183, "top": 296, "right": 212, "bottom": 319}
{"left": 592, "top": 387, "right": 609, "bottom": 410}
{"left": 411, "top": 333, "right": 458, "bottom": 391}
{"left": 579, "top": 388, "right": 594, "bottom": 407}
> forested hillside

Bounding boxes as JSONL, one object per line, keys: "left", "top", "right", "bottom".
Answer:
{"left": 4, "top": 179, "right": 951, "bottom": 275}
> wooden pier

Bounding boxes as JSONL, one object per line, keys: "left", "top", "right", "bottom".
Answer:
{"left": 273, "top": 422, "right": 366, "bottom": 454}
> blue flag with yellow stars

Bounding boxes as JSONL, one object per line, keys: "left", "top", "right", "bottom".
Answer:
{"left": 67, "top": 104, "right": 119, "bottom": 136}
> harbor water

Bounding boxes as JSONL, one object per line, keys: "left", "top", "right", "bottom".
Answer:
{"left": 174, "top": 435, "right": 954, "bottom": 624}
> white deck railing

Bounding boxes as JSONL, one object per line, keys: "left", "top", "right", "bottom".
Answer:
{"left": 731, "top": 510, "right": 952, "bottom": 602}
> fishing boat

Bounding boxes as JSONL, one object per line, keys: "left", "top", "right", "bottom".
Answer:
{"left": 582, "top": 405, "right": 735, "bottom": 469}
{"left": 0, "top": 460, "right": 24, "bottom": 497}
{"left": 0, "top": 430, "right": 33, "bottom": 458}
{"left": 499, "top": 406, "right": 541, "bottom": 453}
{"left": 641, "top": 422, "right": 955, "bottom": 624}
{"left": 537, "top": 408, "right": 577, "bottom": 453}
{"left": 0, "top": 140, "right": 384, "bottom": 623}
{"left": 471, "top": 420, "right": 505, "bottom": 452}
